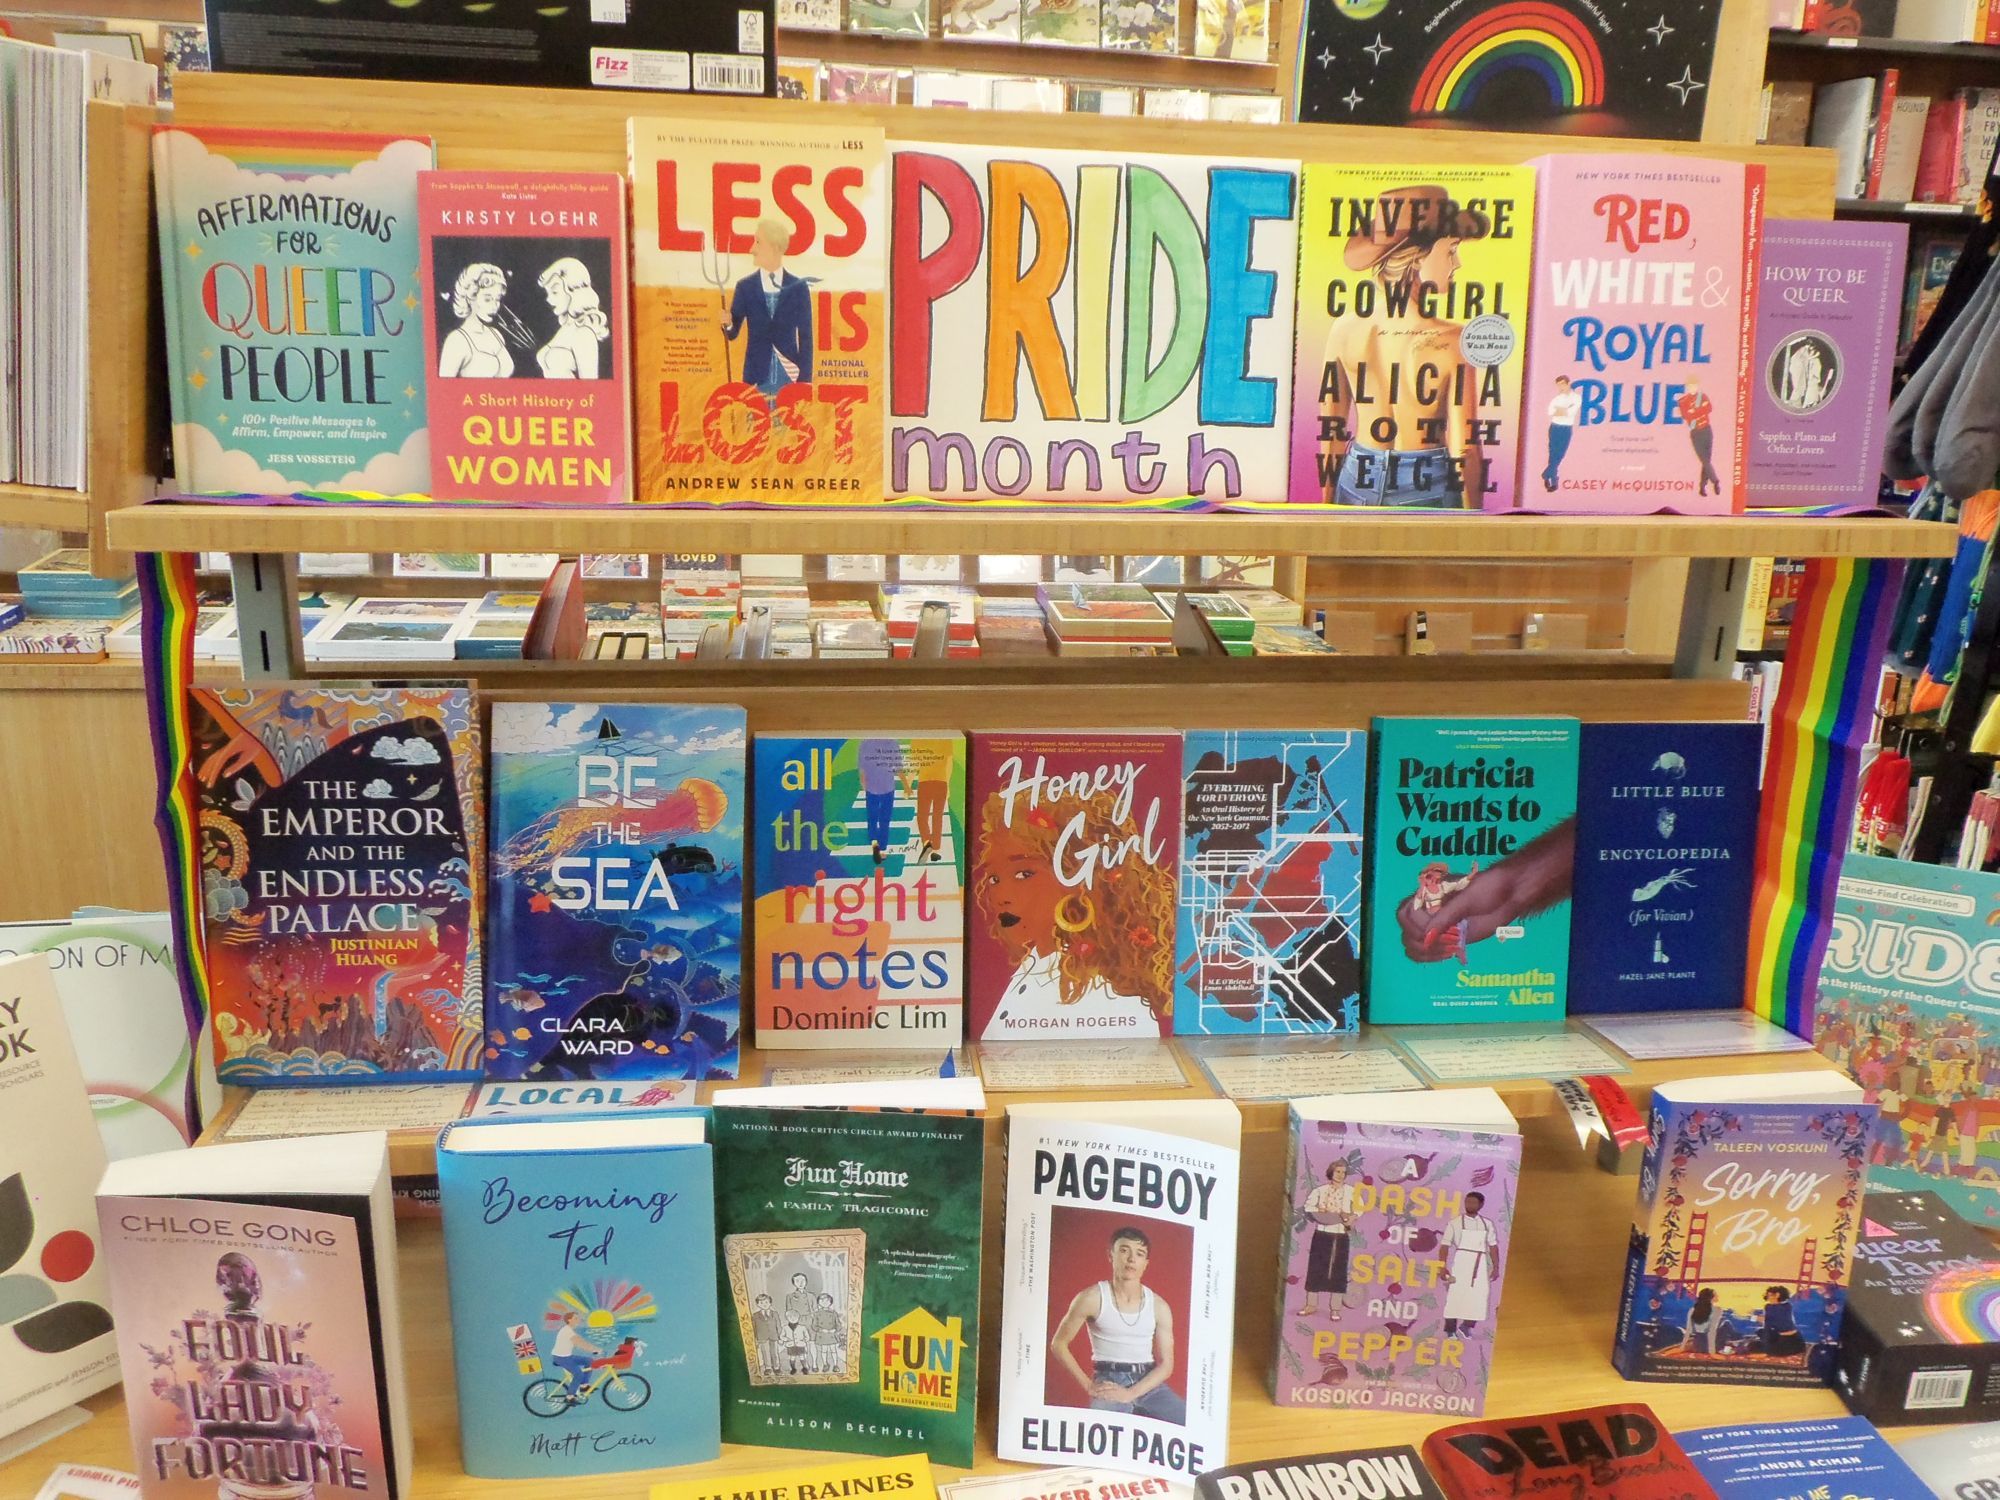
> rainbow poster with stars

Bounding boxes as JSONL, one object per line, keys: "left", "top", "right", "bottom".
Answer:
{"left": 1295, "top": 0, "right": 1723, "bottom": 140}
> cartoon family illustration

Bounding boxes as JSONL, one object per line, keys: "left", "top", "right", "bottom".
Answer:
{"left": 750, "top": 1275, "right": 850, "bottom": 1377}
{"left": 437, "top": 257, "right": 611, "bottom": 380}
{"left": 726, "top": 1233, "right": 864, "bottom": 1387}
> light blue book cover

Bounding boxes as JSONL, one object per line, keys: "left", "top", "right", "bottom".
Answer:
{"left": 436, "top": 1115, "right": 721, "bottom": 1478}
{"left": 1174, "top": 729, "right": 1365, "bottom": 1034}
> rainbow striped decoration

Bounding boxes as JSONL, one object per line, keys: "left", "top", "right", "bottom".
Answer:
{"left": 1745, "top": 557, "right": 1904, "bottom": 1035}
{"left": 546, "top": 1280, "right": 659, "bottom": 1331}
{"left": 1412, "top": 1, "right": 1607, "bottom": 116}
{"left": 1923, "top": 1262, "right": 2000, "bottom": 1345}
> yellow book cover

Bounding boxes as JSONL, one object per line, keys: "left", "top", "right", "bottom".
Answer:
{"left": 629, "top": 119, "right": 887, "bottom": 506}
{"left": 650, "top": 1453, "right": 935, "bottom": 1500}
{"left": 1290, "top": 163, "right": 1536, "bottom": 511}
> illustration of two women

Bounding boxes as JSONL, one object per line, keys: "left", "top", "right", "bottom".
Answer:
{"left": 438, "top": 258, "right": 610, "bottom": 379}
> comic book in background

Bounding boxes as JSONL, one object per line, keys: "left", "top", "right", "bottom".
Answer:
{"left": 628, "top": 119, "right": 887, "bottom": 504}
{"left": 1291, "top": 165, "right": 1535, "bottom": 510}
{"left": 486, "top": 703, "right": 746, "bottom": 1081}
{"left": 887, "top": 144, "right": 1297, "bottom": 504}
{"left": 189, "top": 686, "right": 483, "bottom": 1084}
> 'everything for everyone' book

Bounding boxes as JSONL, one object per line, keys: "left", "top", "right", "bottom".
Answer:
{"left": 998, "top": 1100, "right": 1241, "bottom": 1483}
{"left": 153, "top": 127, "right": 433, "bottom": 496}
{"left": 187, "top": 685, "right": 484, "bottom": 1084}
{"left": 1272, "top": 1090, "right": 1522, "bottom": 1419}
{"left": 1567, "top": 721, "right": 1762, "bottom": 1016}
{"left": 1516, "top": 155, "right": 1764, "bottom": 515}
{"left": 1613, "top": 1071, "right": 1876, "bottom": 1387}
{"left": 1364, "top": 718, "right": 1578, "bottom": 1025}
{"left": 886, "top": 144, "right": 1298, "bottom": 503}
{"left": 751, "top": 735, "right": 967, "bottom": 1048}
{"left": 1421, "top": 1403, "right": 1714, "bottom": 1500}
{"left": 486, "top": 702, "right": 746, "bottom": 1081}
{"left": 628, "top": 119, "right": 887, "bottom": 504}
{"left": 968, "top": 732, "right": 1182, "bottom": 1040}
{"left": 1814, "top": 852, "right": 2000, "bottom": 1227}
{"left": 1197, "top": 1448, "right": 1445, "bottom": 1500}
{"left": 1174, "top": 730, "right": 1365, "bottom": 1035}
{"left": 710, "top": 1095, "right": 985, "bottom": 1465}
{"left": 436, "top": 1115, "right": 720, "bottom": 1477}
{"left": 419, "top": 171, "right": 631, "bottom": 503}
{"left": 1290, "top": 166, "right": 1536, "bottom": 510}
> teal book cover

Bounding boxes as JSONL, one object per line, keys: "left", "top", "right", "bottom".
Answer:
{"left": 1365, "top": 718, "right": 1578, "bottom": 1025}
{"left": 152, "top": 125, "right": 433, "bottom": 496}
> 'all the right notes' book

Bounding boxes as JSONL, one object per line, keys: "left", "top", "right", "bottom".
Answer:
{"left": 1516, "top": 155, "right": 1764, "bottom": 515}
{"left": 1364, "top": 718, "right": 1578, "bottom": 1025}
{"left": 1422, "top": 1404, "right": 1716, "bottom": 1500}
{"left": 1613, "top": 1070, "right": 1876, "bottom": 1387}
{"left": 1681, "top": 1417, "right": 1934, "bottom": 1497}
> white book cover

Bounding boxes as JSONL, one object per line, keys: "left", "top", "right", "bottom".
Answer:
{"left": 299, "top": 552, "right": 375, "bottom": 577}
{"left": 486, "top": 552, "right": 559, "bottom": 579}
{"left": 914, "top": 70, "right": 995, "bottom": 107}
{"left": 978, "top": 554, "right": 1044, "bottom": 583}
{"left": 825, "top": 553, "right": 888, "bottom": 581}
{"left": 1899, "top": 1423, "right": 2000, "bottom": 1494}
{"left": 1810, "top": 77, "right": 1878, "bottom": 199}
{"left": 901, "top": 553, "right": 964, "bottom": 581}
{"left": 999, "top": 1101, "right": 1240, "bottom": 1484}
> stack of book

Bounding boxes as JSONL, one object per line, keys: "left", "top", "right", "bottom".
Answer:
{"left": 453, "top": 590, "right": 538, "bottom": 661}
{"left": 17, "top": 550, "right": 138, "bottom": 620}
{"left": 1037, "top": 581, "right": 1172, "bottom": 655}
{"left": 306, "top": 596, "right": 478, "bottom": 662}
{"left": 880, "top": 582, "right": 981, "bottom": 657}
{"left": 1162, "top": 590, "right": 1256, "bottom": 655}
{"left": 585, "top": 601, "right": 664, "bottom": 660}
{"left": 975, "top": 595, "right": 1050, "bottom": 656}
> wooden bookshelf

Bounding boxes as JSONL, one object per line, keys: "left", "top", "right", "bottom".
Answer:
{"left": 0, "top": 481, "right": 93, "bottom": 532}
{"left": 1770, "top": 27, "right": 2000, "bottom": 60}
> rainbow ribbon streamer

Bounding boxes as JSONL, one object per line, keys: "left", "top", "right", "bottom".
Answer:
{"left": 1745, "top": 557, "right": 1904, "bottom": 1036}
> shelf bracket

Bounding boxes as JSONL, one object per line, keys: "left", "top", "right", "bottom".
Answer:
{"left": 1673, "top": 557, "right": 1750, "bottom": 680}
{"left": 230, "top": 552, "right": 303, "bottom": 681}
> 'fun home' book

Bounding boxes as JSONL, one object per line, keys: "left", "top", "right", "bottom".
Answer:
{"left": 1273, "top": 1089, "right": 1522, "bottom": 1419}
{"left": 1681, "top": 1417, "right": 1933, "bottom": 1497}
{"left": 1613, "top": 1070, "right": 1876, "bottom": 1387}
{"left": 419, "top": 171, "right": 631, "bottom": 503}
{"left": 709, "top": 1092, "right": 985, "bottom": 1466}
{"left": 1568, "top": 721, "right": 1762, "bottom": 1015}
{"left": 1421, "top": 1403, "right": 1714, "bottom": 1500}
{"left": 1517, "top": 155, "right": 1764, "bottom": 515}
{"left": 969, "top": 732, "right": 1182, "bottom": 1040}
{"left": 998, "top": 1100, "right": 1241, "bottom": 1483}
{"left": 153, "top": 126, "right": 433, "bottom": 496}
{"left": 187, "top": 685, "right": 484, "bottom": 1084}
{"left": 1365, "top": 717, "right": 1578, "bottom": 1025}
{"left": 1175, "top": 729, "right": 1365, "bottom": 1035}
{"left": 1197, "top": 1448, "right": 1446, "bottom": 1500}
{"left": 628, "top": 119, "right": 887, "bottom": 505}
{"left": 487, "top": 702, "right": 745, "bottom": 1081}
{"left": 1814, "top": 852, "right": 2000, "bottom": 1227}
{"left": 96, "top": 1132, "right": 409, "bottom": 1500}
{"left": 436, "top": 1115, "right": 720, "bottom": 1477}
{"left": 1291, "top": 166, "right": 1536, "bottom": 510}
{"left": 751, "top": 735, "right": 967, "bottom": 1048}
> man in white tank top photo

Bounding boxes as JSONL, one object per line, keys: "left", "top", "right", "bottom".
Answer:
{"left": 1049, "top": 1226, "right": 1186, "bottom": 1425}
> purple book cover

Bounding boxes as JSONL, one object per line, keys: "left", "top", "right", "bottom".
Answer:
{"left": 1748, "top": 219, "right": 1908, "bottom": 507}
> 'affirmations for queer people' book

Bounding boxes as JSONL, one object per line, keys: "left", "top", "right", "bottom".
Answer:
{"left": 487, "top": 702, "right": 746, "bottom": 1080}
{"left": 153, "top": 127, "right": 433, "bottom": 496}
{"left": 1175, "top": 729, "right": 1365, "bottom": 1035}
{"left": 1291, "top": 166, "right": 1535, "bottom": 510}
{"left": 752, "top": 735, "right": 967, "bottom": 1048}
{"left": 188, "top": 685, "right": 484, "bottom": 1083}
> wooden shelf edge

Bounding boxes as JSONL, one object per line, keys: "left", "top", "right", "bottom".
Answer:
{"left": 0, "top": 482, "right": 92, "bottom": 532}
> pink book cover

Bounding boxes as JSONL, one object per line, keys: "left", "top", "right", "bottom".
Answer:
{"left": 967, "top": 731, "right": 1181, "bottom": 1040}
{"left": 420, "top": 171, "right": 631, "bottom": 503}
{"left": 98, "top": 1195, "right": 392, "bottom": 1499}
{"left": 1514, "top": 155, "right": 1763, "bottom": 515}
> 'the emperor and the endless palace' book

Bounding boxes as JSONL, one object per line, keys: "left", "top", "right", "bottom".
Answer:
{"left": 486, "top": 702, "right": 746, "bottom": 1081}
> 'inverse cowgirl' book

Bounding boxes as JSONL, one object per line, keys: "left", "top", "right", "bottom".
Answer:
{"left": 487, "top": 702, "right": 745, "bottom": 1081}
{"left": 1422, "top": 1404, "right": 1714, "bottom": 1500}
{"left": 1272, "top": 1089, "right": 1521, "bottom": 1418}
{"left": 628, "top": 119, "right": 887, "bottom": 504}
{"left": 1681, "top": 1417, "right": 1933, "bottom": 1497}
{"left": 436, "top": 1115, "right": 720, "bottom": 1478}
{"left": 1516, "top": 155, "right": 1764, "bottom": 515}
{"left": 153, "top": 127, "right": 433, "bottom": 496}
{"left": 1364, "top": 718, "right": 1578, "bottom": 1025}
{"left": 969, "top": 732, "right": 1182, "bottom": 1040}
{"left": 999, "top": 1100, "right": 1241, "bottom": 1483}
{"left": 710, "top": 1094, "right": 985, "bottom": 1465}
{"left": 1175, "top": 730, "right": 1365, "bottom": 1035}
{"left": 420, "top": 171, "right": 631, "bottom": 503}
{"left": 1568, "top": 721, "right": 1762, "bottom": 1016}
{"left": 752, "top": 735, "right": 967, "bottom": 1048}
{"left": 188, "top": 685, "right": 484, "bottom": 1084}
{"left": 1613, "top": 1070, "right": 1876, "bottom": 1387}
{"left": 1291, "top": 166, "right": 1536, "bottom": 510}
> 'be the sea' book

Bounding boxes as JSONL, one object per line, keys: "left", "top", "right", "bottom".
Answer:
{"left": 487, "top": 702, "right": 746, "bottom": 1081}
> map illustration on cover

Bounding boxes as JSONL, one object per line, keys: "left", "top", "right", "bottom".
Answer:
{"left": 487, "top": 702, "right": 746, "bottom": 1081}
{"left": 189, "top": 686, "right": 483, "bottom": 1083}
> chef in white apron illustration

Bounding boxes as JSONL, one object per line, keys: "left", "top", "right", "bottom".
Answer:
{"left": 1438, "top": 1190, "right": 1500, "bottom": 1337}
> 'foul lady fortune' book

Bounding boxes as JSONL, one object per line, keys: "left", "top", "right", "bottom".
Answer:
{"left": 487, "top": 702, "right": 746, "bottom": 1081}
{"left": 188, "top": 685, "right": 483, "bottom": 1084}
{"left": 153, "top": 127, "right": 433, "bottom": 496}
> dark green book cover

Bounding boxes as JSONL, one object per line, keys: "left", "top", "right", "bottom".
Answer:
{"left": 712, "top": 1105, "right": 983, "bottom": 1466}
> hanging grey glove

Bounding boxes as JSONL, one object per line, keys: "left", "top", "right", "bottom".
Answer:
{"left": 1888, "top": 262, "right": 2000, "bottom": 480}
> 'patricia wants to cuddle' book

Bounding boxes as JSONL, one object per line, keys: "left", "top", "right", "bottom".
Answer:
{"left": 188, "top": 685, "right": 483, "bottom": 1084}
{"left": 153, "top": 126, "right": 434, "bottom": 496}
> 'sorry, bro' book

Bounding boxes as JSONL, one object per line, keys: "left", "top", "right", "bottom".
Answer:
{"left": 1421, "top": 1403, "right": 1716, "bottom": 1500}
{"left": 1196, "top": 1447, "right": 1446, "bottom": 1500}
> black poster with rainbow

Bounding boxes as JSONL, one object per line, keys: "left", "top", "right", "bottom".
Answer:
{"left": 1295, "top": 0, "right": 1722, "bottom": 141}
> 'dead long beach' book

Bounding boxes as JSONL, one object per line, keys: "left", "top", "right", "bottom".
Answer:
{"left": 1421, "top": 1403, "right": 1714, "bottom": 1500}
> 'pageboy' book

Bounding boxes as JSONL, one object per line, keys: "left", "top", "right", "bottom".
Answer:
{"left": 487, "top": 702, "right": 745, "bottom": 1080}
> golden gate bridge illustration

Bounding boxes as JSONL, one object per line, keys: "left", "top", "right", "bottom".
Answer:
{"left": 1672, "top": 1210, "right": 1822, "bottom": 1297}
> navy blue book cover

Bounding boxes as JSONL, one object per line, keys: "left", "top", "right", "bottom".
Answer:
{"left": 1568, "top": 722, "right": 1761, "bottom": 1015}
{"left": 1681, "top": 1417, "right": 1933, "bottom": 1497}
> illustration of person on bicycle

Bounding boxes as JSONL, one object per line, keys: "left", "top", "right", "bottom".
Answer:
{"left": 523, "top": 1306, "right": 652, "bottom": 1417}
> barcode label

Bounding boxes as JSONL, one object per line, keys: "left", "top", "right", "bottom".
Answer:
{"left": 1907, "top": 1367, "right": 1972, "bottom": 1410}
{"left": 589, "top": 47, "right": 691, "bottom": 90}
{"left": 696, "top": 53, "right": 765, "bottom": 93}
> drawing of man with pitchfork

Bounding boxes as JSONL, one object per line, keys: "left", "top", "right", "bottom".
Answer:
{"left": 720, "top": 216, "right": 814, "bottom": 410}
